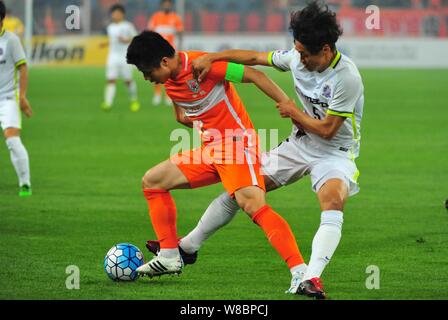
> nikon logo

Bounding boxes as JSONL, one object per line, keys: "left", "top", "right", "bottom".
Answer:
{"left": 32, "top": 41, "right": 85, "bottom": 62}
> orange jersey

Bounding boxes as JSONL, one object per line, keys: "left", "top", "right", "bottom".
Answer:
{"left": 148, "top": 11, "right": 183, "bottom": 47}
{"left": 165, "top": 51, "right": 256, "bottom": 147}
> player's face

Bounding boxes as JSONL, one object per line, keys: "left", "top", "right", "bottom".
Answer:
{"left": 161, "top": 1, "right": 173, "bottom": 13}
{"left": 294, "top": 41, "right": 329, "bottom": 72}
{"left": 111, "top": 10, "right": 124, "bottom": 22}
{"left": 139, "top": 60, "right": 171, "bottom": 84}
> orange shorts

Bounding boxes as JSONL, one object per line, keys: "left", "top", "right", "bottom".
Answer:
{"left": 171, "top": 144, "right": 265, "bottom": 196}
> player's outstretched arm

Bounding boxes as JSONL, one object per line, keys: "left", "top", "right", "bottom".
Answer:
{"left": 173, "top": 103, "right": 193, "bottom": 128}
{"left": 193, "top": 50, "right": 270, "bottom": 82}
{"left": 241, "top": 66, "right": 290, "bottom": 104}
{"left": 18, "top": 64, "right": 33, "bottom": 118}
{"left": 276, "top": 100, "right": 344, "bottom": 140}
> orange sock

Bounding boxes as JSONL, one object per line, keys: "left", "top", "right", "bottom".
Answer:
{"left": 253, "top": 205, "right": 304, "bottom": 269}
{"left": 143, "top": 189, "right": 178, "bottom": 249}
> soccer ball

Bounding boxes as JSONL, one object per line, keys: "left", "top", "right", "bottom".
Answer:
{"left": 104, "top": 243, "right": 144, "bottom": 281}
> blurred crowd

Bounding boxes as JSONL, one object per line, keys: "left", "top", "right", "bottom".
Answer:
{"left": 3, "top": 0, "right": 448, "bottom": 36}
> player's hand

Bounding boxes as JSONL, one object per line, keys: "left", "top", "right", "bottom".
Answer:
{"left": 192, "top": 55, "right": 212, "bottom": 82}
{"left": 276, "top": 99, "right": 298, "bottom": 118}
{"left": 20, "top": 97, "right": 33, "bottom": 118}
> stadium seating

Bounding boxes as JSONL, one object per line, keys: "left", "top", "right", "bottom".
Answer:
{"left": 246, "top": 12, "right": 262, "bottom": 32}
{"left": 223, "top": 12, "right": 241, "bottom": 32}
{"left": 133, "top": 14, "right": 147, "bottom": 32}
{"left": 265, "top": 13, "right": 285, "bottom": 32}
{"left": 199, "top": 10, "right": 221, "bottom": 33}
{"left": 27, "top": 0, "right": 448, "bottom": 36}
{"left": 184, "top": 12, "right": 193, "bottom": 32}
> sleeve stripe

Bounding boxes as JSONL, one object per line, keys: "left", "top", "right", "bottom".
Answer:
{"left": 327, "top": 109, "right": 353, "bottom": 118}
{"left": 225, "top": 63, "right": 245, "bottom": 83}
{"left": 268, "top": 51, "right": 287, "bottom": 72}
{"left": 15, "top": 59, "right": 27, "bottom": 67}
{"left": 267, "top": 51, "right": 274, "bottom": 66}
{"left": 328, "top": 108, "right": 353, "bottom": 114}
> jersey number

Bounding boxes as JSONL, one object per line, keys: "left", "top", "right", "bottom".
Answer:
{"left": 312, "top": 107, "right": 322, "bottom": 120}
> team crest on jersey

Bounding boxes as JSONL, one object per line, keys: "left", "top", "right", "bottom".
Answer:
{"left": 187, "top": 79, "right": 200, "bottom": 93}
{"left": 322, "top": 84, "right": 332, "bottom": 99}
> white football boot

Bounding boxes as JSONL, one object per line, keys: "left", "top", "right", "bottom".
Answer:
{"left": 137, "top": 254, "right": 184, "bottom": 278}
{"left": 285, "top": 269, "right": 307, "bottom": 294}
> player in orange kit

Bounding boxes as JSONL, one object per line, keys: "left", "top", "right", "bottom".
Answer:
{"left": 147, "top": 0, "right": 183, "bottom": 106}
{"left": 126, "top": 31, "right": 308, "bottom": 291}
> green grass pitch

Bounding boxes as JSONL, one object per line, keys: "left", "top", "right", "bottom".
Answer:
{"left": 0, "top": 67, "right": 447, "bottom": 300}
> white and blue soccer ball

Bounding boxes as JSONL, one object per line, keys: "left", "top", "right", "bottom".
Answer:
{"left": 104, "top": 243, "right": 144, "bottom": 281}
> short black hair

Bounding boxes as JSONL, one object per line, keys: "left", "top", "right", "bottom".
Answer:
{"left": 0, "top": 1, "right": 6, "bottom": 21}
{"left": 110, "top": 3, "right": 125, "bottom": 14}
{"left": 289, "top": 0, "right": 343, "bottom": 55}
{"left": 127, "top": 31, "right": 175, "bottom": 70}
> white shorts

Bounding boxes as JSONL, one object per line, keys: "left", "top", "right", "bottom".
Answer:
{"left": 106, "top": 61, "right": 133, "bottom": 81}
{"left": 262, "top": 134, "right": 360, "bottom": 196}
{"left": 0, "top": 99, "right": 21, "bottom": 131}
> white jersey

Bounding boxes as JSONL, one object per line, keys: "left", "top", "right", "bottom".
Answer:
{"left": 271, "top": 48, "right": 364, "bottom": 158}
{"left": 0, "top": 29, "right": 27, "bottom": 101}
{"left": 106, "top": 21, "right": 137, "bottom": 64}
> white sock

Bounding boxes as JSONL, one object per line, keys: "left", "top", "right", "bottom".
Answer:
{"left": 104, "top": 83, "right": 116, "bottom": 106}
{"left": 179, "top": 192, "right": 240, "bottom": 254}
{"left": 6, "top": 136, "right": 31, "bottom": 187}
{"left": 159, "top": 248, "right": 180, "bottom": 259}
{"left": 303, "top": 210, "right": 343, "bottom": 281}
{"left": 127, "top": 81, "right": 138, "bottom": 101}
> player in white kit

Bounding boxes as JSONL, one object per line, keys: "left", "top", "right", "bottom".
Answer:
{"left": 145, "top": 1, "right": 364, "bottom": 299}
{"left": 0, "top": 1, "right": 33, "bottom": 197}
{"left": 101, "top": 4, "right": 140, "bottom": 112}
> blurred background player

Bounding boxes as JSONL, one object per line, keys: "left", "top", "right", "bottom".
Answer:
{"left": 0, "top": 1, "right": 33, "bottom": 197}
{"left": 101, "top": 4, "right": 140, "bottom": 112}
{"left": 147, "top": 0, "right": 183, "bottom": 106}
{"left": 3, "top": 7, "right": 24, "bottom": 38}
